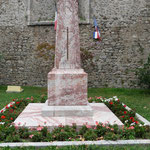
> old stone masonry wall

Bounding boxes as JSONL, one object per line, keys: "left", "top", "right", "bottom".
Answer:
{"left": 0, "top": 0, "right": 150, "bottom": 88}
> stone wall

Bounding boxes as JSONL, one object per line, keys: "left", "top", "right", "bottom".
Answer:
{"left": 0, "top": 0, "right": 150, "bottom": 88}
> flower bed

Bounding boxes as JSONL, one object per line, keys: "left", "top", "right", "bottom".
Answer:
{"left": 0, "top": 96, "right": 150, "bottom": 142}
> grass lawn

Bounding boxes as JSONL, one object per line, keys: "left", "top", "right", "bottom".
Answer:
{"left": 0, "top": 86, "right": 150, "bottom": 121}
{"left": 0, "top": 86, "right": 46, "bottom": 109}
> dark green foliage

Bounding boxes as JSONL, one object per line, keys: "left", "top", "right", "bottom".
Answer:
{"left": 30, "top": 132, "right": 43, "bottom": 142}
{"left": 83, "top": 129, "right": 97, "bottom": 141}
{"left": 104, "top": 132, "right": 120, "bottom": 141}
{"left": 137, "top": 54, "right": 150, "bottom": 88}
{"left": 120, "top": 128, "right": 135, "bottom": 140}
{"left": 94, "top": 124, "right": 107, "bottom": 137}
{"left": 52, "top": 125, "right": 77, "bottom": 141}
{"left": 134, "top": 125, "right": 146, "bottom": 138}
{"left": 79, "top": 125, "right": 89, "bottom": 135}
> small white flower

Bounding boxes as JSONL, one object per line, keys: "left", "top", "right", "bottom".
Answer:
{"left": 130, "top": 122, "right": 135, "bottom": 126}
{"left": 113, "top": 96, "right": 116, "bottom": 98}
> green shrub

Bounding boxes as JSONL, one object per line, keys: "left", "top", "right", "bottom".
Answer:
{"left": 104, "top": 132, "right": 120, "bottom": 141}
{"left": 94, "top": 124, "right": 107, "bottom": 137}
{"left": 52, "top": 125, "right": 77, "bottom": 141}
{"left": 120, "top": 128, "right": 135, "bottom": 140}
{"left": 79, "top": 125, "right": 89, "bottom": 135}
{"left": 6, "top": 134, "right": 21, "bottom": 142}
{"left": 136, "top": 54, "right": 150, "bottom": 88}
{"left": 31, "top": 132, "right": 43, "bottom": 142}
{"left": 134, "top": 125, "right": 146, "bottom": 138}
{"left": 83, "top": 129, "right": 97, "bottom": 141}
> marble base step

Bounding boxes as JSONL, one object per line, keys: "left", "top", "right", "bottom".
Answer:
{"left": 14, "top": 103, "right": 123, "bottom": 130}
{"left": 42, "top": 101, "right": 93, "bottom": 117}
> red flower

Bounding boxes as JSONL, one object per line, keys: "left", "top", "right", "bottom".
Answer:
{"left": 6, "top": 106, "right": 9, "bottom": 109}
{"left": 10, "top": 105, "right": 13, "bottom": 107}
{"left": 130, "top": 117, "right": 134, "bottom": 120}
{"left": 109, "top": 102, "right": 113, "bottom": 105}
{"left": 10, "top": 117, "right": 13, "bottom": 121}
{"left": 123, "top": 105, "right": 126, "bottom": 108}
{"left": 1, "top": 110, "right": 4, "bottom": 113}
{"left": 1, "top": 115, "right": 6, "bottom": 119}
{"left": 121, "top": 116, "right": 125, "bottom": 118}
{"left": 16, "top": 102, "right": 20, "bottom": 104}
{"left": 135, "top": 121, "right": 139, "bottom": 124}
{"left": 124, "top": 111, "right": 127, "bottom": 114}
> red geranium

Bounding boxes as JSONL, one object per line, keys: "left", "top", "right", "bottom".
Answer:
{"left": 1, "top": 115, "right": 6, "bottom": 119}
{"left": 109, "top": 102, "right": 113, "bottom": 105}
{"left": 124, "top": 111, "right": 127, "bottom": 114}
{"left": 130, "top": 117, "right": 134, "bottom": 120}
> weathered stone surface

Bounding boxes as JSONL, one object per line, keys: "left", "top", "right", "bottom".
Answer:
{"left": 0, "top": 0, "right": 150, "bottom": 88}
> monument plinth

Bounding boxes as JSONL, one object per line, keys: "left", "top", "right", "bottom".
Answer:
{"left": 14, "top": 0, "right": 123, "bottom": 128}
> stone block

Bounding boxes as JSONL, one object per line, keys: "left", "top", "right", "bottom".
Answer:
{"left": 6, "top": 86, "right": 23, "bottom": 93}
{"left": 47, "top": 69, "right": 88, "bottom": 106}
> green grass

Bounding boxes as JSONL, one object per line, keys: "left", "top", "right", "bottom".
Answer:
{"left": 0, "top": 145, "right": 150, "bottom": 150}
{"left": 0, "top": 86, "right": 46, "bottom": 109}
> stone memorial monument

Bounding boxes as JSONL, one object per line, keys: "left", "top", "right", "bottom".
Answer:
{"left": 42, "top": 0, "right": 93, "bottom": 117}
{"left": 14, "top": 0, "right": 123, "bottom": 128}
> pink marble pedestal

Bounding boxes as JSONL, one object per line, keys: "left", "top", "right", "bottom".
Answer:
{"left": 47, "top": 69, "right": 88, "bottom": 106}
{"left": 14, "top": 103, "right": 123, "bottom": 130}
{"left": 42, "top": 68, "right": 94, "bottom": 117}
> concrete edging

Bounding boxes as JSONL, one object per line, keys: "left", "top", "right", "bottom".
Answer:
{"left": 0, "top": 140, "right": 150, "bottom": 148}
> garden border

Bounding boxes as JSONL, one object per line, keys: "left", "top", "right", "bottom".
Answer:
{"left": 122, "top": 103, "right": 150, "bottom": 126}
{"left": 0, "top": 100, "right": 150, "bottom": 147}
{"left": 0, "top": 140, "right": 150, "bottom": 148}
